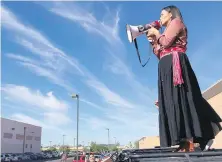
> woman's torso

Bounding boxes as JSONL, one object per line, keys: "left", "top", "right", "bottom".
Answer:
{"left": 156, "top": 19, "right": 188, "bottom": 58}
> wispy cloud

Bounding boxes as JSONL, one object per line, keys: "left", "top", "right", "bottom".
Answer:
{"left": 43, "top": 112, "right": 72, "bottom": 126}
{"left": 7, "top": 53, "right": 75, "bottom": 92}
{"left": 105, "top": 53, "right": 157, "bottom": 103}
{"left": 2, "top": 84, "right": 72, "bottom": 128}
{"left": 2, "top": 84, "right": 69, "bottom": 111}
{"left": 11, "top": 113, "right": 46, "bottom": 127}
{"left": 47, "top": 2, "right": 156, "bottom": 104}
{"left": 46, "top": 2, "right": 159, "bottom": 143}
{"left": 80, "top": 98, "right": 105, "bottom": 111}
{"left": 2, "top": 4, "right": 159, "bottom": 144}
{"left": 46, "top": 2, "right": 156, "bottom": 104}
{"left": 2, "top": 6, "right": 84, "bottom": 93}
{"left": 80, "top": 115, "right": 111, "bottom": 130}
{"left": 2, "top": 103, "right": 41, "bottom": 116}
{"left": 10, "top": 113, "right": 62, "bottom": 131}
{"left": 2, "top": 5, "right": 138, "bottom": 112}
{"left": 85, "top": 78, "right": 135, "bottom": 109}
{"left": 48, "top": 2, "right": 121, "bottom": 45}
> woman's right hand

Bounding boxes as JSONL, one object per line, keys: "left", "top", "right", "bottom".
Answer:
{"left": 146, "top": 33, "right": 156, "bottom": 43}
{"left": 155, "top": 100, "right": 159, "bottom": 108}
{"left": 147, "top": 36, "right": 154, "bottom": 42}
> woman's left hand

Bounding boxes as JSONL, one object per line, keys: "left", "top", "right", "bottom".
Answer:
{"left": 147, "top": 27, "right": 160, "bottom": 37}
{"left": 155, "top": 100, "right": 159, "bottom": 108}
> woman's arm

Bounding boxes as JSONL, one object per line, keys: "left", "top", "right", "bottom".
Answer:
{"left": 157, "top": 18, "right": 184, "bottom": 48}
{"left": 152, "top": 43, "right": 161, "bottom": 58}
{"left": 148, "top": 36, "right": 161, "bottom": 58}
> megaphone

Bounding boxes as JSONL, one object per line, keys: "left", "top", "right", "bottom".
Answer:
{"left": 126, "top": 20, "right": 161, "bottom": 43}
{"left": 126, "top": 20, "right": 161, "bottom": 67}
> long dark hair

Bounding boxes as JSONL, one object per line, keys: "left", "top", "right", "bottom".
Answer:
{"left": 162, "top": 5, "right": 184, "bottom": 22}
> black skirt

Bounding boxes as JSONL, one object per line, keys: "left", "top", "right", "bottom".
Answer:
{"left": 158, "top": 53, "right": 222, "bottom": 147}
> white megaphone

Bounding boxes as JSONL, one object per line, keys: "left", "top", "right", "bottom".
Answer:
{"left": 126, "top": 20, "right": 161, "bottom": 43}
{"left": 126, "top": 20, "right": 161, "bottom": 67}
{"left": 126, "top": 25, "right": 143, "bottom": 43}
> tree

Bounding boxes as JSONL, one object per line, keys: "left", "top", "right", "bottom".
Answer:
{"left": 66, "top": 146, "right": 70, "bottom": 153}
{"left": 90, "top": 142, "right": 98, "bottom": 152}
{"left": 110, "top": 145, "right": 118, "bottom": 151}
{"left": 59, "top": 145, "right": 70, "bottom": 153}
{"left": 83, "top": 146, "right": 89, "bottom": 152}
{"left": 48, "top": 147, "right": 57, "bottom": 151}
{"left": 90, "top": 142, "right": 109, "bottom": 152}
{"left": 129, "top": 142, "right": 133, "bottom": 148}
{"left": 116, "top": 142, "right": 120, "bottom": 146}
{"left": 134, "top": 140, "right": 139, "bottom": 149}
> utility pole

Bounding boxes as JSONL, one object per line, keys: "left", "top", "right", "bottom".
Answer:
{"left": 74, "top": 138, "right": 76, "bottom": 149}
{"left": 63, "top": 135, "right": 66, "bottom": 152}
{"left": 106, "top": 128, "right": 110, "bottom": 151}
{"left": 71, "top": 94, "right": 79, "bottom": 161}
{"left": 23, "top": 127, "right": 26, "bottom": 154}
{"left": 114, "top": 137, "right": 116, "bottom": 145}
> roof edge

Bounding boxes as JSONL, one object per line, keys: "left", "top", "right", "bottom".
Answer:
{"left": 202, "top": 79, "right": 222, "bottom": 100}
{"left": 202, "top": 79, "right": 222, "bottom": 94}
{"left": 1, "top": 117, "right": 42, "bottom": 128}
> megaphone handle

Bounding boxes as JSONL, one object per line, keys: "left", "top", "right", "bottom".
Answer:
{"left": 134, "top": 39, "right": 151, "bottom": 67}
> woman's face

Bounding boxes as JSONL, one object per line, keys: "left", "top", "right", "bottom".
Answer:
{"left": 160, "top": 9, "right": 172, "bottom": 26}
{"left": 89, "top": 155, "right": 95, "bottom": 162}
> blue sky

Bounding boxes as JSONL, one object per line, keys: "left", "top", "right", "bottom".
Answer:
{"left": 1, "top": 1, "right": 222, "bottom": 147}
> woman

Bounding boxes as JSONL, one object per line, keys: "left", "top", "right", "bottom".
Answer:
{"left": 89, "top": 154, "right": 95, "bottom": 162}
{"left": 61, "top": 152, "right": 67, "bottom": 162}
{"left": 61, "top": 152, "right": 68, "bottom": 162}
{"left": 147, "top": 5, "right": 222, "bottom": 152}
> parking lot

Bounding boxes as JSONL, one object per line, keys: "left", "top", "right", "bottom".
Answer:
{"left": 1, "top": 154, "right": 74, "bottom": 162}
{"left": 33, "top": 157, "right": 73, "bottom": 162}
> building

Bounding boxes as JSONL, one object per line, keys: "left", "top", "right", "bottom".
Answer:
{"left": 1, "top": 117, "right": 42, "bottom": 153}
{"left": 139, "top": 136, "right": 160, "bottom": 149}
{"left": 138, "top": 79, "right": 222, "bottom": 149}
{"left": 117, "top": 145, "right": 126, "bottom": 150}
{"left": 202, "top": 79, "right": 222, "bottom": 148}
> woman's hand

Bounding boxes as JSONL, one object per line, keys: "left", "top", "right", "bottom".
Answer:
{"left": 147, "top": 27, "right": 160, "bottom": 37}
{"left": 147, "top": 35, "right": 154, "bottom": 42}
{"left": 155, "top": 100, "right": 159, "bottom": 108}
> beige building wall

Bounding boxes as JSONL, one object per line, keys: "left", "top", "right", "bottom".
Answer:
{"left": 1, "top": 117, "right": 42, "bottom": 153}
{"left": 203, "top": 82, "right": 222, "bottom": 149}
{"left": 139, "top": 136, "right": 160, "bottom": 149}
{"left": 138, "top": 79, "right": 222, "bottom": 149}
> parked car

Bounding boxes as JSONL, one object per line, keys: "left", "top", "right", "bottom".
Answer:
{"left": 10, "top": 154, "right": 21, "bottom": 161}
{"left": 68, "top": 151, "right": 75, "bottom": 157}
{"left": 24, "top": 152, "right": 38, "bottom": 160}
{"left": 1, "top": 154, "right": 13, "bottom": 162}
{"left": 35, "top": 153, "right": 44, "bottom": 160}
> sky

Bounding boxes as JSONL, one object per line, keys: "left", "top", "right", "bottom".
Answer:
{"left": 1, "top": 1, "right": 222, "bottom": 147}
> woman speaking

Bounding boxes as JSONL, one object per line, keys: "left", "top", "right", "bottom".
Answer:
{"left": 147, "top": 5, "right": 222, "bottom": 152}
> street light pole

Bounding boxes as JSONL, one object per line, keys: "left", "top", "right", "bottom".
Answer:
{"left": 23, "top": 127, "right": 26, "bottom": 154}
{"left": 50, "top": 141, "right": 52, "bottom": 148}
{"left": 71, "top": 93, "right": 79, "bottom": 161}
{"left": 63, "top": 135, "right": 66, "bottom": 152}
{"left": 114, "top": 137, "right": 116, "bottom": 145}
{"left": 74, "top": 138, "right": 76, "bottom": 149}
{"left": 30, "top": 132, "right": 34, "bottom": 152}
{"left": 82, "top": 141, "right": 84, "bottom": 147}
{"left": 106, "top": 128, "right": 110, "bottom": 151}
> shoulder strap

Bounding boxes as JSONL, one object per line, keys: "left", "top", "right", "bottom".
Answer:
{"left": 134, "top": 38, "right": 151, "bottom": 67}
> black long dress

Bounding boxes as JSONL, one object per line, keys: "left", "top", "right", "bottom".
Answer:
{"left": 158, "top": 53, "right": 222, "bottom": 147}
